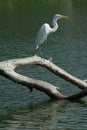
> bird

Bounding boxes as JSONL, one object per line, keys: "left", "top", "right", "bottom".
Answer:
{"left": 35, "top": 14, "right": 68, "bottom": 50}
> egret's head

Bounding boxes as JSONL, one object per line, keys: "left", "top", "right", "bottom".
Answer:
{"left": 54, "top": 14, "right": 69, "bottom": 20}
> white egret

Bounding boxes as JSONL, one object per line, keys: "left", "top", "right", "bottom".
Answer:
{"left": 35, "top": 14, "right": 68, "bottom": 50}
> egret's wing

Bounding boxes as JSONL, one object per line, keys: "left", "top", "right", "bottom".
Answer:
{"left": 35, "top": 23, "right": 50, "bottom": 49}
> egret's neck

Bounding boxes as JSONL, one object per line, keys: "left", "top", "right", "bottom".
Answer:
{"left": 52, "top": 18, "right": 58, "bottom": 32}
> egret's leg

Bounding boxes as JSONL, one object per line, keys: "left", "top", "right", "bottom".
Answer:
{"left": 44, "top": 40, "right": 48, "bottom": 59}
{"left": 39, "top": 46, "right": 42, "bottom": 57}
{"left": 36, "top": 44, "right": 43, "bottom": 57}
{"left": 44, "top": 40, "right": 53, "bottom": 61}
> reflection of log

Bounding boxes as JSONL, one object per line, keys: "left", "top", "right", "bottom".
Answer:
{"left": 0, "top": 55, "right": 87, "bottom": 100}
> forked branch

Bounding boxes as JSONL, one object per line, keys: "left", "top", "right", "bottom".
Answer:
{"left": 0, "top": 55, "right": 87, "bottom": 100}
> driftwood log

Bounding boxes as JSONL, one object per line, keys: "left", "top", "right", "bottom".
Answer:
{"left": 0, "top": 55, "right": 87, "bottom": 100}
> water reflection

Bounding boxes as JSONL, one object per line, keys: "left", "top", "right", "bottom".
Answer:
{"left": 0, "top": 99, "right": 87, "bottom": 129}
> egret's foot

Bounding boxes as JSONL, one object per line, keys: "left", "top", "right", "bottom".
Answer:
{"left": 49, "top": 57, "right": 52, "bottom": 61}
{"left": 40, "top": 57, "right": 46, "bottom": 63}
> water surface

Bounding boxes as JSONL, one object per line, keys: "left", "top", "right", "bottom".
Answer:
{"left": 0, "top": 0, "right": 87, "bottom": 129}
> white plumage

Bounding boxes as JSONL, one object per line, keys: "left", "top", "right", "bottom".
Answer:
{"left": 35, "top": 14, "right": 68, "bottom": 50}
{"left": 35, "top": 23, "right": 51, "bottom": 49}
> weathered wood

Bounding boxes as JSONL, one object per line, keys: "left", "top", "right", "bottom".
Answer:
{"left": 0, "top": 55, "right": 87, "bottom": 100}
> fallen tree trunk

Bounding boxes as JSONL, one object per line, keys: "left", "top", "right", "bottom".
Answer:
{"left": 0, "top": 55, "right": 87, "bottom": 100}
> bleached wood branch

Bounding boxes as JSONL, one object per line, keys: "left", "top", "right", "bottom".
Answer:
{"left": 0, "top": 55, "right": 87, "bottom": 100}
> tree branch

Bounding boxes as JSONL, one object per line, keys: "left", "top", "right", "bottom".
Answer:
{"left": 0, "top": 55, "right": 87, "bottom": 100}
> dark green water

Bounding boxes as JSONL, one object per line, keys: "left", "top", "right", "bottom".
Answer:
{"left": 0, "top": 0, "right": 87, "bottom": 129}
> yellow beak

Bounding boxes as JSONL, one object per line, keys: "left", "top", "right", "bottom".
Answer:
{"left": 61, "top": 15, "right": 69, "bottom": 19}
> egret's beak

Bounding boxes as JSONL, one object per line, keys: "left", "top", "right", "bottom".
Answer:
{"left": 61, "top": 15, "right": 69, "bottom": 19}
